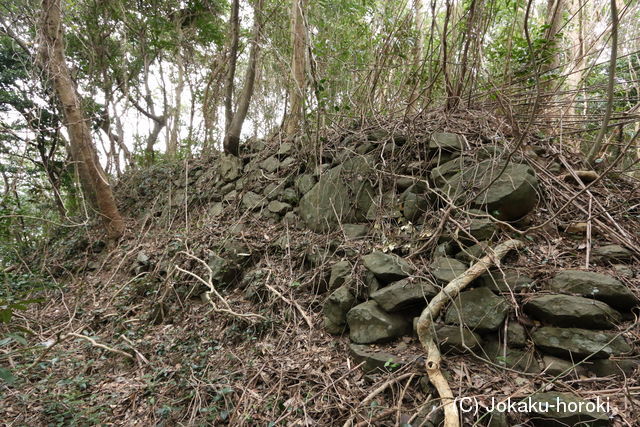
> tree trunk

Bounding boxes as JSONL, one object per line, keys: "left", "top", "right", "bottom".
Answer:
{"left": 284, "top": 0, "right": 306, "bottom": 139}
{"left": 225, "top": 0, "right": 240, "bottom": 135}
{"left": 223, "top": 0, "right": 264, "bottom": 156}
{"left": 167, "top": 47, "right": 184, "bottom": 158}
{"left": 39, "top": 0, "right": 124, "bottom": 239}
{"left": 565, "top": 0, "right": 585, "bottom": 118}
{"left": 542, "top": 0, "right": 565, "bottom": 96}
{"left": 405, "top": 0, "right": 426, "bottom": 116}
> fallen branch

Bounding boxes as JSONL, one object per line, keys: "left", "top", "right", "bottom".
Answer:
{"left": 68, "top": 333, "right": 134, "bottom": 360}
{"left": 177, "top": 251, "right": 265, "bottom": 321}
{"left": 415, "top": 239, "right": 524, "bottom": 427}
{"left": 342, "top": 372, "right": 414, "bottom": 427}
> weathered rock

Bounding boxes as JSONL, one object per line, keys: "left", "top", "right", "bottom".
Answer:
{"left": 263, "top": 181, "right": 285, "bottom": 200}
{"left": 589, "top": 358, "right": 639, "bottom": 378}
{"left": 523, "top": 392, "right": 609, "bottom": 426}
{"left": 299, "top": 157, "right": 375, "bottom": 232}
{"left": 260, "top": 156, "right": 280, "bottom": 173}
{"left": 324, "top": 285, "right": 356, "bottom": 334}
{"left": 362, "top": 251, "right": 414, "bottom": 283}
{"left": 396, "top": 176, "right": 416, "bottom": 191}
{"left": 455, "top": 242, "right": 490, "bottom": 263}
{"left": 208, "top": 253, "right": 241, "bottom": 286}
{"left": 210, "top": 202, "right": 224, "bottom": 217}
{"left": 434, "top": 241, "right": 458, "bottom": 258}
{"left": 267, "top": 200, "right": 291, "bottom": 215}
{"left": 279, "top": 156, "right": 296, "bottom": 169}
{"left": 435, "top": 325, "right": 483, "bottom": 353}
{"left": 219, "top": 154, "right": 242, "bottom": 182}
{"left": 370, "top": 278, "right": 437, "bottom": 312}
{"left": 480, "top": 338, "right": 540, "bottom": 373}
{"left": 430, "top": 156, "right": 467, "bottom": 188}
{"left": 223, "top": 189, "right": 237, "bottom": 202}
{"left": 282, "top": 211, "right": 301, "bottom": 228}
{"left": 363, "top": 271, "right": 381, "bottom": 295}
{"left": 366, "top": 190, "right": 402, "bottom": 220}
{"left": 445, "top": 287, "right": 509, "bottom": 332}
{"left": 442, "top": 160, "right": 539, "bottom": 221}
{"left": 430, "top": 257, "right": 468, "bottom": 283}
{"left": 429, "top": 132, "right": 463, "bottom": 152}
{"left": 347, "top": 300, "right": 412, "bottom": 344}
{"left": 280, "top": 187, "right": 299, "bottom": 205}
{"left": 532, "top": 327, "right": 631, "bottom": 359}
{"left": 328, "top": 260, "right": 352, "bottom": 290}
{"left": 478, "top": 269, "right": 534, "bottom": 293}
{"left": 137, "top": 251, "right": 150, "bottom": 265}
{"left": 342, "top": 223, "right": 369, "bottom": 239}
{"left": 548, "top": 270, "right": 638, "bottom": 311}
{"left": 525, "top": 294, "right": 621, "bottom": 329}
{"left": 592, "top": 244, "right": 633, "bottom": 264}
{"left": 401, "top": 183, "right": 431, "bottom": 223}
{"left": 241, "top": 191, "right": 266, "bottom": 211}
{"left": 348, "top": 343, "right": 408, "bottom": 373}
{"left": 295, "top": 174, "right": 316, "bottom": 195}
{"left": 507, "top": 322, "right": 528, "bottom": 348}
{"left": 467, "top": 216, "right": 497, "bottom": 241}
{"left": 612, "top": 264, "right": 633, "bottom": 278}
{"left": 541, "top": 355, "right": 587, "bottom": 377}
{"left": 276, "top": 142, "right": 293, "bottom": 157}
{"left": 219, "top": 182, "right": 235, "bottom": 196}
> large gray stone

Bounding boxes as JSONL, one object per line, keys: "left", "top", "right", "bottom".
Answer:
{"left": 323, "top": 285, "right": 356, "bottom": 334}
{"left": 347, "top": 300, "right": 411, "bottom": 344}
{"left": 430, "top": 257, "right": 468, "bottom": 283}
{"left": 218, "top": 154, "right": 242, "bottom": 182}
{"left": 478, "top": 269, "right": 534, "bottom": 293}
{"left": 523, "top": 392, "right": 609, "bottom": 426}
{"left": 589, "top": 358, "right": 640, "bottom": 378}
{"left": 328, "top": 260, "right": 352, "bottom": 290}
{"left": 362, "top": 252, "right": 414, "bottom": 283}
{"left": 548, "top": 270, "right": 638, "bottom": 311}
{"left": 525, "top": 294, "right": 621, "bottom": 329}
{"left": 541, "top": 355, "right": 587, "bottom": 377}
{"left": 479, "top": 338, "right": 540, "bottom": 373}
{"left": 295, "top": 174, "right": 317, "bottom": 195}
{"left": 260, "top": 156, "right": 280, "bottom": 173}
{"left": 429, "top": 132, "right": 463, "bottom": 152}
{"left": 507, "top": 322, "right": 528, "bottom": 348}
{"left": 241, "top": 191, "right": 266, "bottom": 211}
{"left": 442, "top": 160, "right": 539, "bottom": 221}
{"left": 435, "top": 325, "right": 483, "bottom": 353}
{"left": 445, "top": 287, "right": 509, "bottom": 332}
{"left": 298, "top": 157, "right": 375, "bottom": 232}
{"left": 532, "top": 327, "right": 631, "bottom": 359}
{"left": 349, "top": 343, "right": 408, "bottom": 373}
{"left": 370, "top": 278, "right": 438, "bottom": 312}
{"left": 343, "top": 224, "right": 369, "bottom": 239}
{"left": 592, "top": 244, "right": 633, "bottom": 264}
{"left": 267, "top": 200, "right": 291, "bottom": 215}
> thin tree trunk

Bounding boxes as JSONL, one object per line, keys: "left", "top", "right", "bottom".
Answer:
{"left": 39, "top": 0, "right": 124, "bottom": 239}
{"left": 225, "top": 0, "right": 240, "bottom": 135}
{"left": 285, "top": 0, "right": 306, "bottom": 138}
{"left": 565, "top": 0, "right": 585, "bottom": 118}
{"left": 167, "top": 47, "right": 184, "bottom": 158}
{"left": 224, "top": 0, "right": 264, "bottom": 156}
{"left": 587, "top": 0, "right": 618, "bottom": 164}
{"left": 405, "top": 0, "right": 426, "bottom": 116}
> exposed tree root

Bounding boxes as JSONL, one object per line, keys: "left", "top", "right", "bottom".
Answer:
{"left": 415, "top": 239, "right": 524, "bottom": 427}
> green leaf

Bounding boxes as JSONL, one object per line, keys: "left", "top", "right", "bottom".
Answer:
{"left": 0, "top": 367, "right": 15, "bottom": 384}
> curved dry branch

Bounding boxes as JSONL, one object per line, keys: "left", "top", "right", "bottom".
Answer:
{"left": 415, "top": 239, "right": 524, "bottom": 427}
